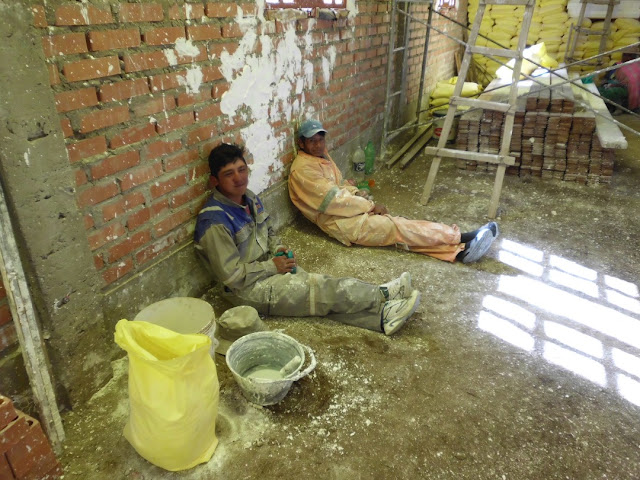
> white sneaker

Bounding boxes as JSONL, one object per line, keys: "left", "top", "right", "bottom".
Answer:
{"left": 381, "top": 289, "right": 421, "bottom": 336}
{"left": 379, "top": 272, "right": 412, "bottom": 301}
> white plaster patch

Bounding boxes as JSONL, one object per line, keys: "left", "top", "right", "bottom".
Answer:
{"left": 218, "top": 15, "right": 334, "bottom": 192}
{"left": 174, "top": 37, "right": 200, "bottom": 58}
{"left": 178, "top": 66, "right": 204, "bottom": 94}
{"left": 322, "top": 46, "right": 337, "bottom": 84}
{"left": 347, "top": 0, "right": 358, "bottom": 18}
{"left": 23, "top": 149, "right": 30, "bottom": 166}
{"left": 163, "top": 49, "right": 178, "bottom": 66}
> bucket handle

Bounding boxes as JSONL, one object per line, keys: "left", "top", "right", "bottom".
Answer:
{"left": 287, "top": 343, "right": 316, "bottom": 381}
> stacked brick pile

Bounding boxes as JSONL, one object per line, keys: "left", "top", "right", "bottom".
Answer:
{"left": 455, "top": 83, "right": 615, "bottom": 184}
{"left": 0, "top": 395, "right": 62, "bottom": 480}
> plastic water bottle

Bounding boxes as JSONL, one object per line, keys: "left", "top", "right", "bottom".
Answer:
{"left": 351, "top": 146, "right": 365, "bottom": 181}
{"left": 364, "top": 141, "right": 375, "bottom": 175}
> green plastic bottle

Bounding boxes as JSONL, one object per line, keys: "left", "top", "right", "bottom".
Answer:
{"left": 364, "top": 141, "right": 375, "bottom": 175}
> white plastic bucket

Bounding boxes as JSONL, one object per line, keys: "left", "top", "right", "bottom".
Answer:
{"left": 133, "top": 297, "right": 217, "bottom": 356}
{"left": 433, "top": 111, "right": 458, "bottom": 142}
{"left": 226, "top": 331, "right": 316, "bottom": 406}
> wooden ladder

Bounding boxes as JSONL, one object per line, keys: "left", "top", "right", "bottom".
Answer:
{"left": 420, "top": 0, "right": 535, "bottom": 219}
{"left": 565, "top": 0, "right": 620, "bottom": 67}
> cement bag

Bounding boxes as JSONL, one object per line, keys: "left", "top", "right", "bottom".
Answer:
{"left": 114, "top": 319, "right": 219, "bottom": 471}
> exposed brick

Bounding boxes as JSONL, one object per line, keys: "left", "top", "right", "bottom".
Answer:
{"left": 143, "top": 138, "right": 183, "bottom": 161}
{"left": 60, "top": 117, "right": 74, "bottom": 137}
{"left": 118, "top": 163, "right": 163, "bottom": 191}
{"left": 201, "top": 65, "right": 223, "bottom": 82}
{"left": 63, "top": 56, "right": 121, "bottom": 82}
{"left": 5, "top": 418, "right": 58, "bottom": 480}
{"left": 91, "top": 151, "right": 141, "bottom": 180}
{"left": 175, "top": 45, "right": 208, "bottom": 63}
{"left": 222, "top": 23, "right": 243, "bottom": 38}
{"left": 41, "top": 33, "right": 88, "bottom": 57}
{"left": 88, "top": 222, "right": 126, "bottom": 250}
{"left": 212, "top": 82, "right": 230, "bottom": 99}
{"left": 135, "top": 236, "right": 175, "bottom": 265}
{"left": 66, "top": 136, "right": 107, "bottom": 163}
{"left": 88, "top": 28, "right": 141, "bottom": 52}
{"left": 0, "top": 411, "right": 28, "bottom": 454}
{"left": 99, "top": 78, "right": 150, "bottom": 103}
{"left": 108, "top": 230, "right": 152, "bottom": 262}
{"left": 130, "top": 95, "right": 176, "bottom": 117}
{"left": 0, "top": 282, "right": 5, "bottom": 299}
{"left": 54, "top": 87, "right": 98, "bottom": 113}
{"left": 84, "top": 214, "right": 95, "bottom": 230}
{"left": 48, "top": 63, "right": 61, "bottom": 86}
{"left": 170, "top": 181, "right": 207, "bottom": 208}
{"left": 119, "top": 3, "right": 164, "bottom": 23}
{"left": 195, "top": 102, "right": 221, "bottom": 121}
{"left": 0, "top": 453, "right": 12, "bottom": 479}
{"left": 0, "top": 395, "right": 18, "bottom": 431}
{"left": 31, "top": 5, "right": 47, "bottom": 28}
{"left": 155, "top": 111, "right": 194, "bottom": 135}
{"left": 80, "top": 105, "right": 130, "bottom": 133}
{"left": 206, "top": 3, "right": 238, "bottom": 17}
{"left": 190, "top": 162, "right": 210, "bottom": 180}
{"left": 150, "top": 174, "right": 187, "bottom": 200}
{"left": 0, "top": 303, "right": 10, "bottom": 329}
{"left": 102, "top": 191, "right": 145, "bottom": 222}
{"left": 164, "top": 149, "right": 199, "bottom": 172}
{"left": 154, "top": 207, "right": 192, "bottom": 237}
{"left": 186, "top": 25, "right": 222, "bottom": 41}
{"left": 55, "top": 4, "right": 114, "bottom": 26}
{"left": 110, "top": 123, "right": 156, "bottom": 149}
{"left": 169, "top": 3, "right": 206, "bottom": 20}
{"left": 77, "top": 181, "right": 120, "bottom": 207}
{"left": 209, "top": 42, "right": 237, "bottom": 59}
{"left": 177, "top": 89, "right": 211, "bottom": 107}
{"left": 123, "top": 50, "right": 167, "bottom": 73}
{"left": 102, "top": 258, "right": 133, "bottom": 285}
{"left": 94, "top": 253, "right": 104, "bottom": 270}
{"left": 187, "top": 123, "right": 217, "bottom": 146}
{"left": 127, "top": 207, "right": 152, "bottom": 230}
{"left": 149, "top": 70, "right": 184, "bottom": 92}
{"left": 151, "top": 198, "right": 170, "bottom": 218}
{"left": 143, "top": 27, "right": 185, "bottom": 46}
{"left": 75, "top": 168, "right": 88, "bottom": 187}
{"left": 0, "top": 324, "right": 17, "bottom": 352}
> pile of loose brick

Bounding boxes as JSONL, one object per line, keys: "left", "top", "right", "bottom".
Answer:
{"left": 455, "top": 79, "right": 615, "bottom": 184}
{"left": 0, "top": 395, "right": 62, "bottom": 480}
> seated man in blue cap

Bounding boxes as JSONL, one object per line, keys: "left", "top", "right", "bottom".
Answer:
{"left": 288, "top": 119, "right": 499, "bottom": 263}
{"left": 195, "top": 143, "right": 421, "bottom": 336}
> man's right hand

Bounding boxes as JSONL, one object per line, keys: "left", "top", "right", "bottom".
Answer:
{"left": 370, "top": 204, "right": 388, "bottom": 215}
{"left": 273, "top": 251, "right": 296, "bottom": 273}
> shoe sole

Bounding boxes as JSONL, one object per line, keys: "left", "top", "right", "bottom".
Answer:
{"left": 384, "top": 290, "right": 421, "bottom": 336}
{"left": 461, "top": 228, "right": 496, "bottom": 264}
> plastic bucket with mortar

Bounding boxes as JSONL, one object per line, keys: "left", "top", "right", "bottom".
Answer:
{"left": 433, "top": 111, "right": 458, "bottom": 142}
{"left": 225, "top": 331, "right": 316, "bottom": 406}
{"left": 133, "top": 297, "right": 217, "bottom": 356}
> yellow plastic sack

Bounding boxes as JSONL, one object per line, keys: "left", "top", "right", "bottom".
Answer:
{"left": 114, "top": 319, "right": 219, "bottom": 472}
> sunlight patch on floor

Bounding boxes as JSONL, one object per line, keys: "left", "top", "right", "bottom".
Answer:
{"left": 479, "top": 239, "right": 640, "bottom": 407}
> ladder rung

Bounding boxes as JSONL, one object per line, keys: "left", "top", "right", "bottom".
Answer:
{"left": 393, "top": 46, "right": 406, "bottom": 53}
{"left": 390, "top": 91, "right": 402, "bottom": 98}
{"left": 482, "top": 0, "right": 533, "bottom": 5}
{"left": 451, "top": 97, "right": 512, "bottom": 112}
{"left": 424, "top": 147, "right": 516, "bottom": 166}
{"left": 468, "top": 46, "right": 520, "bottom": 59}
{"left": 581, "top": 0, "right": 619, "bottom": 4}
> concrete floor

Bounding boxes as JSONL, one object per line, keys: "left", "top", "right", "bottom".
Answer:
{"left": 59, "top": 115, "right": 640, "bottom": 479}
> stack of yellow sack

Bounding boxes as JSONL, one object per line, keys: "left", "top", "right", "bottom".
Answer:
{"left": 429, "top": 77, "right": 483, "bottom": 109}
{"left": 610, "top": 18, "right": 640, "bottom": 62}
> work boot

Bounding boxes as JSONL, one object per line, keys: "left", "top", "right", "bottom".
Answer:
{"left": 458, "top": 221, "right": 499, "bottom": 264}
{"left": 381, "top": 289, "right": 421, "bottom": 336}
{"left": 379, "top": 272, "right": 412, "bottom": 301}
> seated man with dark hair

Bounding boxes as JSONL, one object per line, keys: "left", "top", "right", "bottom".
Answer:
{"left": 288, "top": 119, "right": 499, "bottom": 263}
{"left": 195, "top": 143, "right": 421, "bottom": 336}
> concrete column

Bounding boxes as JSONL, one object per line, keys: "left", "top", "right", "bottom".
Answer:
{"left": 0, "top": 2, "right": 112, "bottom": 407}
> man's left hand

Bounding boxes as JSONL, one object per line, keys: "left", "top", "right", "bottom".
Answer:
{"left": 370, "top": 204, "right": 388, "bottom": 215}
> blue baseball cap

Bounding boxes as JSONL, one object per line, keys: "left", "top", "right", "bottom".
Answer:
{"left": 299, "top": 119, "right": 327, "bottom": 138}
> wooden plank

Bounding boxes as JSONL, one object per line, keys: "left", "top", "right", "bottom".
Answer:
{"left": 0, "top": 182, "right": 65, "bottom": 454}
{"left": 400, "top": 126, "right": 434, "bottom": 169}
{"left": 424, "top": 146, "right": 516, "bottom": 165}
{"left": 385, "top": 125, "right": 431, "bottom": 168}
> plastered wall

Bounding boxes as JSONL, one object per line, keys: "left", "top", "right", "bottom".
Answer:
{"left": 0, "top": 0, "right": 464, "bottom": 410}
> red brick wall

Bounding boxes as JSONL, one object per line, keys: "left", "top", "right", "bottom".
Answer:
{"left": 27, "top": 1, "right": 462, "bottom": 291}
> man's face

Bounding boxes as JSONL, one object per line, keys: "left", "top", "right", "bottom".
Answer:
{"left": 298, "top": 132, "right": 326, "bottom": 158}
{"left": 213, "top": 158, "right": 249, "bottom": 203}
